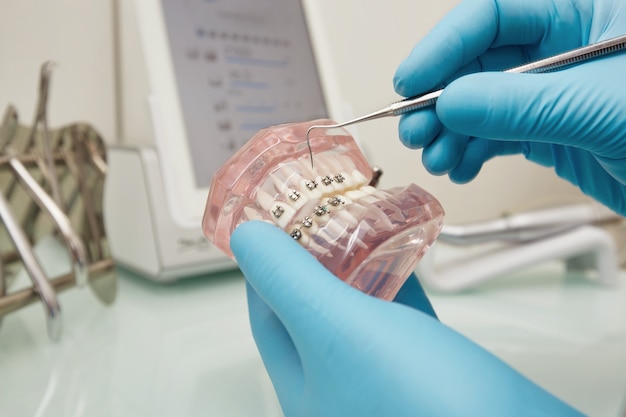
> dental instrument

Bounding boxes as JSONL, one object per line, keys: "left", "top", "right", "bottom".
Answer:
{"left": 305, "top": 33, "right": 626, "bottom": 167}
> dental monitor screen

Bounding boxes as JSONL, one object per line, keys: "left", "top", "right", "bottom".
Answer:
{"left": 160, "top": 0, "right": 327, "bottom": 189}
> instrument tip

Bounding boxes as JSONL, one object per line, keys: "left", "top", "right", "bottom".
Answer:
{"left": 306, "top": 126, "right": 315, "bottom": 169}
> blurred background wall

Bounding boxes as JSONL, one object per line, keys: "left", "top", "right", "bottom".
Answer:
{"left": 0, "top": 0, "right": 584, "bottom": 224}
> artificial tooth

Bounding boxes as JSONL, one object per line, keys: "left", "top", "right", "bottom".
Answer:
{"left": 327, "top": 174, "right": 344, "bottom": 192}
{"left": 300, "top": 178, "right": 323, "bottom": 199}
{"left": 256, "top": 189, "right": 276, "bottom": 211}
{"left": 296, "top": 158, "right": 316, "bottom": 179}
{"left": 339, "top": 195, "right": 354, "bottom": 205}
{"left": 288, "top": 189, "right": 302, "bottom": 201}
{"left": 278, "top": 165, "right": 304, "bottom": 189}
{"left": 335, "top": 171, "right": 360, "bottom": 190}
{"left": 314, "top": 174, "right": 340, "bottom": 193}
{"left": 313, "top": 208, "right": 331, "bottom": 227}
{"left": 320, "top": 220, "right": 347, "bottom": 242}
{"left": 255, "top": 190, "right": 297, "bottom": 228}
{"left": 336, "top": 209, "right": 359, "bottom": 228}
{"left": 269, "top": 172, "right": 289, "bottom": 193}
{"left": 291, "top": 222, "right": 328, "bottom": 254}
{"left": 285, "top": 189, "right": 308, "bottom": 210}
{"left": 361, "top": 186, "right": 378, "bottom": 194}
{"left": 288, "top": 216, "right": 319, "bottom": 235}
{"left": 376, "top": 211, "right": 395, "bottom": 231}
{"left": 272, "top": 205, "right": 285, "bottom": 218}
{"left": 351, "top": 170, "right": 369, "bottom": 187}
{"left": 300, "top": 233, "right": 334, "bottom": 256}
{"left": 331, "top": 171, "right": 353, "bottom": 191}
{"left": 344, "top": 187, "right": 375, "bottom": 201}
{"left": 357, "top": 194, "right": 379, "bottom": 205}
{"left": 272, "top": 204, "right": 296, "bottom": 228}
{"left": 361, "top": 221, "right": 378, "bottom": 237}
{"left": 329, "top": 153, "right": 355, "bottom": 172}
{"left": 357, "top": 188, "right": 388, "bottom": 206}
{"left": 313, "top": 176, "right": 327, "bottom": 191}
{"left": 313, "top": 205, "right": 329, "bottom": 217}
{"left": 244, "top": 207, "right": 265, "bottom": 221}
{"left": 327, "top": 196, "right": 343, "bottom": 207}
{"left": 306, "top": 219, "right": 320, "bottom": 234}
{"left": 349, "top": 238, "right": 369, "bottom": 251}
{"left": 305, "top": 235, "right": 331, "bottom": 257}
{"left": 305, "top": 179, "right": 318, "bottom": 190}
{"left": 358, "top": 204, "right": 393, "bottom": 232}
{"left": 348, "top": 230, "right": 369, "bottom": 250}
{"left": 270, "top": 165, "right": 312, "bottom": 209}
{"left": 371, "top": 188, "right": 392, "bottom": 199}
{"left": 312, "top": 153, "right": 334, "bottom": 171}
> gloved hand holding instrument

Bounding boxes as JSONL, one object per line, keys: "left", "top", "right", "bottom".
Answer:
{"left": 394, "top": 0, "right": 626, "bottom": 216}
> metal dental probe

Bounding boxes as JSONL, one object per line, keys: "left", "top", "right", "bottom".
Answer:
{"left": 305, "top": 33, "right": 626, "bottom": 168}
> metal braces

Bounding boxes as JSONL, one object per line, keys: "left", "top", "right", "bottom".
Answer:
{"left": 290, "top": 195, "right": 345, "bottom": 241}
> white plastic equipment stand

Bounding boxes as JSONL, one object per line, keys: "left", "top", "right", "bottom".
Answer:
{"left": 417, "top": 225, "right": 620, "bottom": 292}
{"left": 104, "top": 145, "right": 236, "bottom": 281}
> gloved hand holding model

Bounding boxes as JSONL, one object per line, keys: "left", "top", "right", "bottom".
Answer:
{"left": 394, "top": 0, "right": 626, "bottom": 216}
{"left": 231, "top": 0, "right": 626, "bottom": 415}
{"left": 231, "top": 221, "right": 584, "bottom": 417}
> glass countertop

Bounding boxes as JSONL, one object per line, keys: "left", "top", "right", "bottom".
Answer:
{"left": 1, "top": 262, "right": 625, "bottom": 417}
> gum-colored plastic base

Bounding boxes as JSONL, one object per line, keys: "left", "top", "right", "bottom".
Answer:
{"left": 203, "top": 120, "right": 444, "bottom": 300}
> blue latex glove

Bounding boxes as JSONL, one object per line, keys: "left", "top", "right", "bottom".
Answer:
{"left": 394, "top": 0, "right": 626, "bottom": 216}
{"left": 231, "top": 221, "right": 584, "bottom": 417}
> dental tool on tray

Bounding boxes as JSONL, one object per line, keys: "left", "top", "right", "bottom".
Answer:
{"left": 306, "top": 33, "right": 626, "bottom": 168}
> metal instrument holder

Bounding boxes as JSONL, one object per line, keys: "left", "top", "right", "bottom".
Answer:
{"left": 0, "top": 63, "right": 116, "bottom": 341}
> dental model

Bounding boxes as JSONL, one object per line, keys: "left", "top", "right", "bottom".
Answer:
{"left": 203, "top": 120, "right": 444, "bottom": 300}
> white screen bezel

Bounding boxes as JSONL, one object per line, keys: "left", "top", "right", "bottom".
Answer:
{"left": 133, "top": 0, "right": 341, "bottom": 229}
{"left": 134, "top": 0, "right": 206, "bottom": 228}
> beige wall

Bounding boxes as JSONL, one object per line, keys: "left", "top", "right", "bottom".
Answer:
{"left": 0, "top": 0, "right": 116, "bottom": 141}
{"left": 0, "top": 0, "right": 585, "bottom": 223}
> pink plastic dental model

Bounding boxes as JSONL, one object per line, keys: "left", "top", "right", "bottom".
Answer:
{"left": 203, "top": 119, "right": 444, "bottom": 300}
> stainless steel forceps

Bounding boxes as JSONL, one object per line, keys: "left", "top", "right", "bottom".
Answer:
{"left": 305, "top": 33, "right": 626, "bottom": 167}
